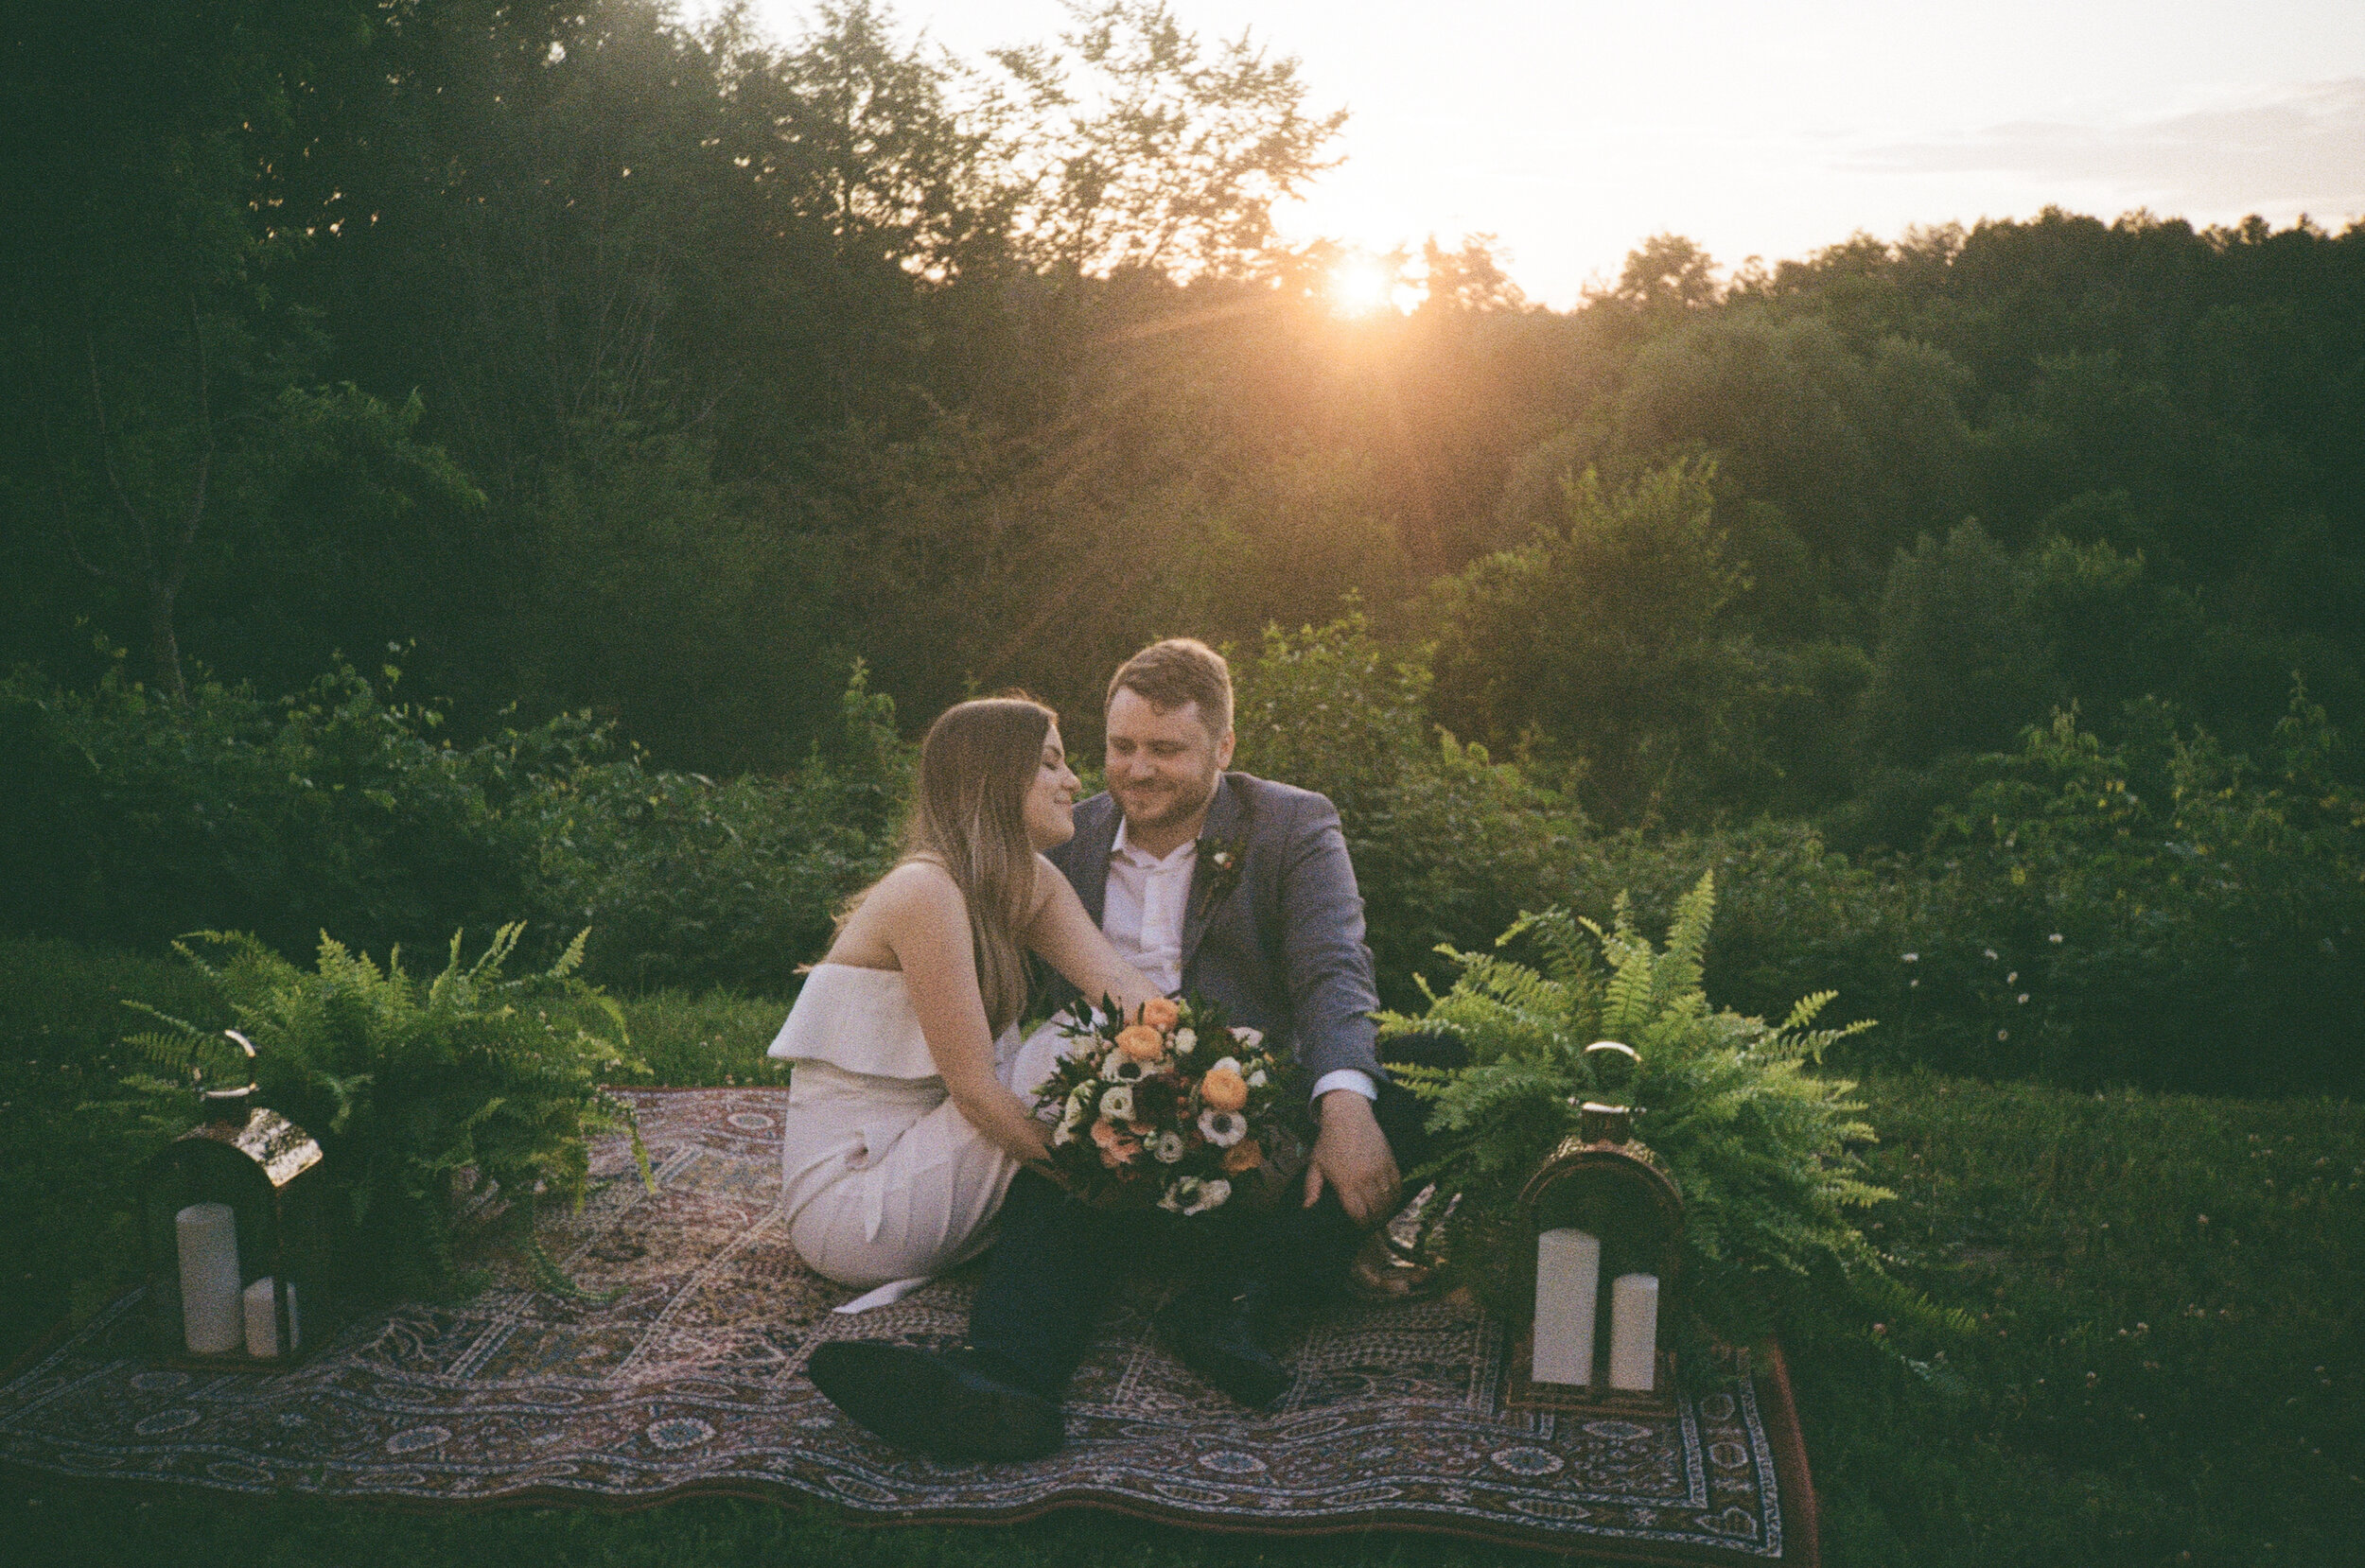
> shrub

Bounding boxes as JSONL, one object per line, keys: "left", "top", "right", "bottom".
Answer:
{"left": 1231, "top": 614, "right": 1587, "bottom": 1007}
{"left": 0, "top": 656, "right": 912, "bottom": 995}
{"left": 1908, "top": 689, "right": 2365, "bottom": 1093}
{"left": 123, "top": 926, "right": 649, "bottom": 1303}
{"left": 0, "top": 656, "right": 538, "bottom": 962}
{"left": 516, "top": 668, "right": 912, "bottom": 994}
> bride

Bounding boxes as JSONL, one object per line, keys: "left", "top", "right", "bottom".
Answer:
{"left": 768, "top": 696, "right": 1159, "bottom": 1298}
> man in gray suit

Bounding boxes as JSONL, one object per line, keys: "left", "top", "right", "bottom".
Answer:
{"left": 808, "top": 638, "right": 1439, "bottom": 1460}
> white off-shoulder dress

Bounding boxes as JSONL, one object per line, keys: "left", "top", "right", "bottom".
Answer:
{"left": 767, "top": 965, "right": 1065, "bottom": 1304}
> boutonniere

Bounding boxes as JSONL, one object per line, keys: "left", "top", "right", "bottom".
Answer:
{"left": 1196, "top": 834, "right": 1249, "bottom": 918}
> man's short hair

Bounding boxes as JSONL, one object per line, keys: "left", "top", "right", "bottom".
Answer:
{"left": 1108, "top": 638, "right": 1233, "bottom": 739}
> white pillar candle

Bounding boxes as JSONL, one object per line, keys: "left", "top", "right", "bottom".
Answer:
{"left": 1532, "top": 1228, "right": 1601, "bottom": 1385}
{"left": 1608, "top": 1272, "right": 1659, "bottom": 1390}
{"left": 242, "top": 1277, "right": 299, "bottom": 1359}
{"left": 175, "top": 1202, "right": 243, "bottom": 1355}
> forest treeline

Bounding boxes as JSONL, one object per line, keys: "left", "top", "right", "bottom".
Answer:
{"left": 4, "top": 0, "right": 2361, "bottom": 1093}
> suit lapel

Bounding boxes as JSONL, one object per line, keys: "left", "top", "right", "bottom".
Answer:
{"left": 1073, "top": 794, "right": 1120, "bottom": 929}
{"left": 1179, "top": 774, "right": 1243, "bottom": 975}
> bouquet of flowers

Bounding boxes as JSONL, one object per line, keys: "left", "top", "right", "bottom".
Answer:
{"left": 1035, "top": 995, "right": 1298, "bottom": 1215}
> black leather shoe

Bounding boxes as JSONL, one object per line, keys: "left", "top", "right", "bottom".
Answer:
{"left": 1154, "top": 1291, "right": 1292, "bottom": 1409}
{"left": 805, "top": 1340, "right": 1063, "bottom": 1461}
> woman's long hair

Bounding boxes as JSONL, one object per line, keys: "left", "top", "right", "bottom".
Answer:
{"left": 869, "top": 696, "right": 1054, "bottom": 1037}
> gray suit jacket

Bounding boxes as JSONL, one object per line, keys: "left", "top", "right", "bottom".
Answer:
{"left": 1045, "top": 772, "right": 1385, "bottom": 1088}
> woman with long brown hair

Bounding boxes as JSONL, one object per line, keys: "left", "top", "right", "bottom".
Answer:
{"left": 767, "top": 697, "right": 1158, "bottom": 1301}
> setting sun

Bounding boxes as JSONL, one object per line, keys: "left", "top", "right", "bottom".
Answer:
{"left": 1327, "top": 256, "right": 1395, "bottom": 315}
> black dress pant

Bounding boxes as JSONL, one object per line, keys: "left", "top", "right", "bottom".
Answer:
{"left": 968, "top": 1032, "right": 1460, "bottom": 1398}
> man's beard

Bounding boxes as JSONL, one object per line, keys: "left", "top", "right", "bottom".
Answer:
{"left": 1117, "top": 770, "right": 1218, "bottom": 835}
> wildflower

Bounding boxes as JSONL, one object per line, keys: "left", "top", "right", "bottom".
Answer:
{"left": 1909, "top": 978, "right": 1919, "bottom": 988}
{"left": 2049, "top": 932, "right": 2063, "bottom": 944}
{"left": 2006, "top": 971, "right": 2017, "bottom": 984}
{"left": 1099, "top": 1085, "right": 1136, "bottom": 1121}
{"left": 1198, "top": 1108, "right": 1247, "bottom": 1147}
{"left": 1902, "top": 952, "right": 1919, "bottom": 964}
{"left": 1984, "top": 949, "right": 1998, "bottom": 962}
{"left": 1997, "top": 1029, "right": 2008, "bottom": 1040}
{"left": 2018, "top": 993, "right": 2029, "bottom": 1004}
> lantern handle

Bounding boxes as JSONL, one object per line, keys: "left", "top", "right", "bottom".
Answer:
{"left": 188, "top": 1029, "right": 259, "bottom": 1106}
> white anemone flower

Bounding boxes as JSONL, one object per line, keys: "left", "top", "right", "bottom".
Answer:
{"left": 1184, "top": 1178, "right": 1231, "bottom": 1215}
{"left": 1100, "top": 1085, "right": 1136, "bottom": 1121}
{"left": 1101, "top": 1054, "right": 1147, "bottom": 1083}
{"left": 1197, "top": 1108, "right": 1246, "bottom": 1147}
{"left": 1158, "top": 1176, "right": 1233, "bottom": 1216}
{"left": 1153, "top": 1130, "right": 1186, "bottom": 1163}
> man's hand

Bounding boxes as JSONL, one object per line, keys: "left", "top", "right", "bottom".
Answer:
{"left": 1304, "top": 1089, "right": 1400, "bottom": 1228}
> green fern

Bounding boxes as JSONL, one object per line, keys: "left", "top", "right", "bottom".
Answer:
{"left": 1382, "top": 871, "right": 1948, "bottom": 1352}
{"left": 123, "top": 925, "right": 653, "bottom": 1303}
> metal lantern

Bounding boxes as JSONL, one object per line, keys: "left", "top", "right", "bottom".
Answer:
{"left": 138, "top": 1031, "right": 330, "bottom": 1367}
{"left": 1508, "top": 1040, "right": 1684, "bottom": 1410}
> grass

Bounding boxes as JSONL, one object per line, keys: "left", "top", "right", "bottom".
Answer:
{"left": 3, "top": 933, "right": 2359, "bottom": 1565}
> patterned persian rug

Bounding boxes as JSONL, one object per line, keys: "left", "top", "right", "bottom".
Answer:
{"left": 0, "top": 1089, "right": 1817, "bottom": 1564}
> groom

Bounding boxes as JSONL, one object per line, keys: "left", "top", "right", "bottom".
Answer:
{"left": 808, "top": 637, "right": 1442, "bottom": 1460}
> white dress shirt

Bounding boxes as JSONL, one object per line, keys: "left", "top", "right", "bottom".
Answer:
{"left": 1105, "top": 816, "right": 1376, "bottom": 1104}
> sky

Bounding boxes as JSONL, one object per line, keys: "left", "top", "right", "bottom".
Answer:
{"left": 706, "top": 0, "right": 2365, "bottom": 307}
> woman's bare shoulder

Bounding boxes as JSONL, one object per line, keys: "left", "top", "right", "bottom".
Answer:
{"left": 867, "top": 858, "right": 961, "bottom": 906}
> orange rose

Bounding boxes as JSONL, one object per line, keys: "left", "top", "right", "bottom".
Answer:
{"left": 1200, "top": 1065, "right": 1248, "bottom": 1112}
{"left": 1116, "top": 1024, "right": 1166, "bottom": 1062}
{"left": 1221, "top": 1139, "right": 1264, "bottom": 1174}
{"left": 1139, "top": 996, "right": 1182, "bottom": 1032}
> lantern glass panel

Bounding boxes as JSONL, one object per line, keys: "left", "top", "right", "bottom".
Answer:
{"left": 139, "top": 1105, "right": 328, "bottom": 1366}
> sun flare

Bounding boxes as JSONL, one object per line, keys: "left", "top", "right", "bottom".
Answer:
{"left": 1328, "top": 257, "right": 1395, "bottom": 316}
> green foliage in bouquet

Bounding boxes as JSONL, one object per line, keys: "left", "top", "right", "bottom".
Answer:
{"left": 1385, "top": 872, "right": 1966, "bottom": 1348}
{"left": 121, "top": 925, "right": 651, "bottom": 1303}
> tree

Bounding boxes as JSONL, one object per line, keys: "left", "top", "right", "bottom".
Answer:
{"left": 981, "top": 1, "right": 1345, "bottom": 280}
{"left": 1600, "top": 233, "right": 1722, "bottom": 313}
{"left": 1416, "top": 234, "right": 1527, "bottom": 315}
{"left": 3, "top": 0, "right": 378, "bottom": 697}
{"left": 1431, "top": 460, "right": 1787, "bottom": 827}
